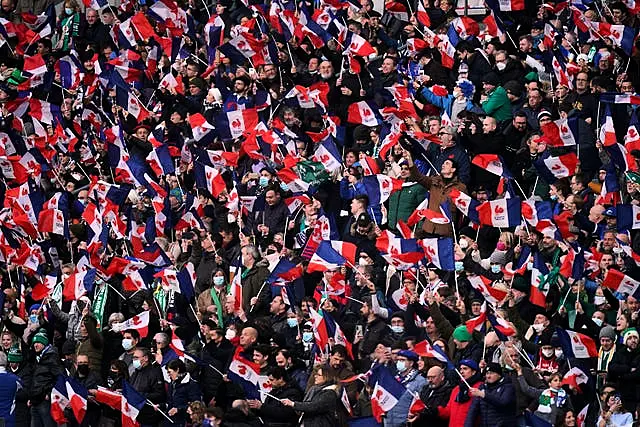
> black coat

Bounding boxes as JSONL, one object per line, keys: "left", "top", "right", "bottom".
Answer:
{"left": 414, "top": 380, "right": 455, "bottom": 427}
{"left": 292, "top": 384, "right": 340, "bottom": 427}
{"left": 29, "top": 345, "right": 64, "bottom": 404}
{"left": 608, "top": 346, "right": 640, "bottom": 411}
{"left": 165, "top": 374, "right": 202, "bottom": 427}
{"left": 464, "top": 377, "right": 518, "bottom": 427}
{"left": 258, "top": 383, "right": 303, "bottom": 426}
{"left": 130, "top": 363, "right": 167, "bottom": 424}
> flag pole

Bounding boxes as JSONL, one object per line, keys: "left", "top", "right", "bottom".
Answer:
{"left": 453, "top": 367, "right": 471, "bottom": 388}
{"left": 146, "top": 399, "right": 174, "bottom": 423}
{"left": 249, "top": 280, "right": 269, "bottom": 312}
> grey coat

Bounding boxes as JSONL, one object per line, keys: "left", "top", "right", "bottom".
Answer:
{"left": 293, "top": 383, "right": 340, "bottom": 427}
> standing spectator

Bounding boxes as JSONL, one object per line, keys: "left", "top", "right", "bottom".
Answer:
{"left": 281, "top": 366, "right": 340, "bottom": 427}
{"left": 465, "top": 363, "right": 517, "bottom": 426}
{"left": 130, "top": 347, "right": 167, "bottom": 426}
{"left": 165, "top": 359, "right": 202, "bottom": 427}
{"left": 28, "top": 330, "right": 63, "bottom": 427}
{"left": 385, "top": 350, "right": 428, "bottom": 426}
{"left": 0, "top": 351, "right": 21, "bottom": 427}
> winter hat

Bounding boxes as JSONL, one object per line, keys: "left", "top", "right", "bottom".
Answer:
{"left": 623, "top": 328, "right": 639, "bottom": 344}
{"left": 503, "top": 80, "right": 522, "bottom": 97}
{"left": 32, "top": 330, "right": 49, "bottom": 347}
{"left": 482, "top": 72, "right": 500, "bottom": 87}
{"left": 7, "top": 346, "right": 22, "bottom": 363}
{"left": 455, "top": 79, "right": 475, "bottom": 99}
{"left": 458, "top": 226, "right": 475, "bottom": 240}
{"left": 397, "top": 350, "right": 418, "bottom": 361}
{"left": 486, "top": 362, "right": 503, "bottom": 376}
{"left": 489, "top": 251, "right": 508, "bottom": 266}
{"left": 29, "top": 304, "right": 41, "bottom": 314}
{"left": 452, "top": 325, "right": 473, "bottom": 342}
{"left": 599, "top": 325, "right": 616, "bottom": 340}
{"left": 459, "top": 359, "right": 479, "bottom": 371}
{"left": 511, "top": 276, "right": 529, "bottom": 293}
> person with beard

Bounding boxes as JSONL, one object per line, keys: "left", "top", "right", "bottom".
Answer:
{"left": 249, "top": 367, "right": 303, "bottom": 426}
{"left": 455, "top": 42, "right": 492, "bottom": 93}
{"left": 356, "top": 296, "right": 392, "bottom": 365}
{"left": 409, "top": 366, "right": 454, "bottom": 426}
{"left": 607, "top": 328, "right": 640, "bottom": 412}
{"left": 28, "top": 330, "right": 64, "bottom": 427}
{"left": 439, "top": 360, "right": 484, "bottom": 426}
{"left": 465, "top": 363, "right": 517, "bottom": 426}
{"left": 222, "top": 74, "right": 254, "bottom": 112}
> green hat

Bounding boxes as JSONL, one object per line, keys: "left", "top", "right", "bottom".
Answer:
{"left": 452, "top": 325, "right": 472, "bottom": 342}
{"left": 626, "top": 171, "right": 640, "bottom": 185}
{"left": 7, "top": 69, "right": 27, "bottom": 86}
{"left": 512, "top": 276, "right": 530, "bottom": 293}
{"left": 32, "top": 330, "right": 49, "bottom": 347}
{"left": 524, "top": 71, "right": 538, "bottom": 82}
{"left": 7, "top": 346, "right": 22, "bottom": 363}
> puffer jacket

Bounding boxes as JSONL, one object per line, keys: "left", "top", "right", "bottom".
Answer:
{"left": 385, "top": 369, "right": 428, "bottom": 427}
{"left": 29, "top": 345, "right": 64, "bottom": 404}
{"left": 438, "top": 378, "right": 483, "bottom": 427}
{"left": 464, "top": 377, "right": 517, "bottom": 427}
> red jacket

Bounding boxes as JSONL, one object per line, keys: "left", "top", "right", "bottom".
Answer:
{"left": 437, "top": 380, "right": 483, "bottom": 427}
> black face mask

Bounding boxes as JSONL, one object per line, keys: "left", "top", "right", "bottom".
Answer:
{"left": 77, "top": 364, "right": 90, "bottom": 376}
{"left": 107, "top": 372, "right": 122, "bottom": 388}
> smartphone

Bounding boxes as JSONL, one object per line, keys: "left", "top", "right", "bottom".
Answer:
{"left": 356, "top": 325, "right": 364, "bottom": 337}
{"left": 182, "top": 231, "right": 194, "bottom": 240}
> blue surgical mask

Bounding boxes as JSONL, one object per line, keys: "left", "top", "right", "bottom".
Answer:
{"left": 455, "top": 261, "right": 464, "bottom": 272}
{"left": 396, "top": 360, "right": 406, "bottom": 372}
{"left": 122, "top": 339, "right": 134, "bottom": 351}
{"left": 302, "top": 332, "right": 313, "bottom": 342}
{"left": 550, "top": 194, "right": 558, "bottom": 201}
{"left": 213, "top": 276, "right": 225, "bottom": 286}
{"left": 259, "top": 176, "right": 269, "bottom": 187}
{"left": 527, "top": 262, "right": 533, "bottom": 270}
{"left": 592, "top": 317, "right": 603, "bottom": 327}
{"left": 280, "top": 182, "right": 289, "bottom": 191}
{"left": 391, "top": 325, "right": 404, "bottom": 334}
{"left": 132, "top": 359, "right": 142, "bottom": 370}
{"left": 287, "top": 318, "right": 298, "bottom": 328}
{"left": 65, "top": 7, "right": 73, "bottom": 15}
{"left": 491, "top": 264, "right": 501, "bottom": 274}
{"left": 29, "top": 314, "right": 38, "bottom": 324}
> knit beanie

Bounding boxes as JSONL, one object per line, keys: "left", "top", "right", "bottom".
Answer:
{"left": 452, "top": 325, "right": 472, "bottom": 342}
{"left": 32, "top": 330, "right": 49, "bottom": 347}
{"left": 599, "top": 325, "right": 616, "bottom": 341}
{"left": 7, "top": 346, "right": 22, "bottom": 363}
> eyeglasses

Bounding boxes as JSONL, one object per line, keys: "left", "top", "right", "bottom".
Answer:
{"left": 438, "top": 132, "right": 451, "bottom": 136}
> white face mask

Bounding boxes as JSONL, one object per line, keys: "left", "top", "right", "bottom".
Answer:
{"left": 358, "top": 257, "right": 369, "bottom": 266}
{"left": 594, "top": 296, "right": 606, "bottom": 305}
{"left": 592, "top": 317, "right": 603, "bottom": 327}
{"left": 459, "top": 239, "right": 469, "bottom": 249}
{"left": 532, "top": 323, "right": 545, "bottom": 333}
{"left": 496, "top": 62, "right": 507, "bottom": 71}
{"left": 391, "top": 326, "right": 404, "bottom": 334}
{"left": 225, "top": 329, "right": 236, "bottom": 340}
{"left": 542, "top": 348, "right": 554, "bottom": 358}
{"left": 554, "top": 349, "right": 563, "bottom": 358}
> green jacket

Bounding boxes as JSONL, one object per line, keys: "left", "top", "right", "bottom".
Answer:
{"left": 387, "top": 183, "right": 428, "bottom": 231}
{"left": 482, "top": 86, "right": 512, "bottom": 122}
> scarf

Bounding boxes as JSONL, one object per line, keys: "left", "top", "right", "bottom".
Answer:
{"left": 598, "top": 345, "right": 616, "bottom": 371}
{"left": 209, "top": 287, "right": 224, "bottom": 326}
{"left": 456, "top": 372, "right": 482, "bottom": 403}
{"left": 537, "top": 387, "right": 567, "bottom": 414}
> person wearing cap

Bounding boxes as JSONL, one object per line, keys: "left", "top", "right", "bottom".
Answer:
{"left": 385, "top": 350, "right": 427, "bottom": 426}
{"left": 481, "top": 72, "right": 512, "bottom": 123}
{"left": 0, "top": 350, "right": 21, "bottom": 427}
{"left": 28, "top": 329, "right": 64, "bottom": 427}
{"left": 387, "top": 159, "right": 428, "bottom": 232}
{"left": 608, "top": 327, "right": 640, "bottom": 412}
{"left": 6, "top": 346, "right": 29, "bottom": 427}
{"left": 464, "top": 362, "right": 517, "bottom": 426}
{"left": 597, "top": 325, "right": 617, "bottom": 390}
{"left": 439, "top": 359, "right": 484, "bottom": 426}
{"left": 450, "top": 325, "right": 483, "bottom": 366}
{"left": 418, "top": 78, "right": 482, "bottom": 125}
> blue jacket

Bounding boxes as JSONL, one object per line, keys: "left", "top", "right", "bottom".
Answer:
{"left": 420, "top": 87, "right": 476, "bottom": 118}
{"left": 165, "top": 374, "right": 202, "bottom": 427}
{"left": 0, "top": 370, "right": 21, "bottom": 427}
{"left": 384, "top": 369, "right": 427, "bottom": 427}
{"left": 427, "top": 144, "right": 472, "bottom": 185}
{"left": 464, "top": 377, "right": 517, "bottom": 427}
{"left": 339, "top": 178, "right": 382, "bottom": 224}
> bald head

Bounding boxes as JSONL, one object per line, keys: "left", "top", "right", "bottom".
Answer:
{"left": 427, "top": 366, "right": 445, "bottom": 388}
{"left": 240, "top": 327, "right": 258, "bottom": 347}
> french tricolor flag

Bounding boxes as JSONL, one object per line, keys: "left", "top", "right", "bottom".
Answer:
{"left": 535, "top": 152, "right": 579, "bottom": 181}
{"left": 416, "top": 0, "right": 431, "bottom": 27}
{"left": 342, "top": 30, "right": 376, "bottom": 57}
{"left": 488, "top": 314, "right": 517, "bottom": 340}
{"left": 217, "top": 109, "right": 260, "bottom": 140}
{"left": 370, "top": 365, "right": 406, "bottom": 422}
{"left": 146, "top": 145, "right": 175, "bottom": 177}
{"left": 600, "top": 93, "right": 640, "bottom": 105}
{"left": 562, "top": 367, "right": 589, "bottom": 393}
{"left": 414, "top": 340, "right": 452, "bottom": 367}
{"left": 450, "top": 188, "right": 480, "bottom": 223}
{"left": 521, "top": 199, "right": 553, "bottom": 227}
{"left": 616, "top": 204, "right": 640, "bottom": 231}
{"left": 602, "top": 268, "right": 640, "bottom": 297}
{"left": 420, "top": 238, "right": 455, "bottom": 271}
{"left": 557, "top": 328, "right": 598, "bottom": 358}
{"left": 194, "top": 162, "right": 227, "bottom": 197}
{"left": 188, "top": 113, "right": 215, "bottom": 142}
{"left": 94, "top": 386, "right": 122, "bottom": 411}
{"left": 308, "top": 241, "right": 347, "bottom": 272}
{"left": 362, "top": 174, "right": 403, "bottom": 205}
{"left": 329, "top": 240, "right": 357, "bottom": 266}
{"left": 465, "top": 301, "right": 487, "bottom": 333}
{"left": 62, "top": 268, "right": 97, "bottom": 301}
{"left": 477, "top": 198, "right": 521, "bottom": 228}
{"left": 347, "top": 101, "right": 381, "bottom": 127}
{"left": 38, "top": 208, "right": 68, "bottom": 237}
{"left": 66, "top": 377, "right": 88, "bottom": 424}
{"left": 32, "top": 272, "right": 58, "bottom": 301}
{"left": 471, "top": 154, "right": 513, "bottom": 177}
{"left": 541, "top": 118, "right": 578, "bottom": 147}
{"left": 467, "top": 275, "right": 507, "bottom": 305}
{"left": 122, "top": 381, "right": 146, "bottom": 427}
{"left": 50, "top": 376, "right": 69, "bottom": 424}
{"left": 312, "top": 137, "right": 343, "bottom": 173}
{"left": 112, "top": 311, "right": 150, "bottom": 338}
{"left": 21, "top": 54, "right": 48, "bottom": 88}
{"left": 228, "top": 348, "right": 263, "bottom": 399}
